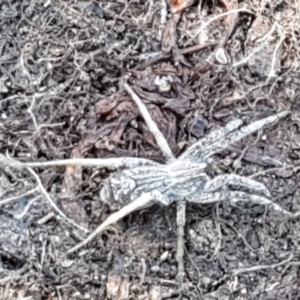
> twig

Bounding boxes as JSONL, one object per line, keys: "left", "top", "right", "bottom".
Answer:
{"left": 37, "top": 212, "right": 56, "bottom": 225}
{"left": 123, "top": 81, "right": 175, "bottom": 162}
{"left": 160, "top": 0, "right": 168, "bottom": 28}
{"left": 233, "top": 253, "right": 294, "bottom": 276}
{"left": 267, "top": 25, "right": 285, "bottom": 82}
{"left": 27, "top": 95, "right": 39, "bottom": 131}
{"left": 13, "top": 195, "right": 42, "bottom": 219}
{"left": 184, "top": 8, "right": 254, "bottom": 46}
{"left": 249, "top": 165, "right": 300, "bottom": 179}
{"left": 233, "top": 22, "right": 278, "bottom": 68}
{"left": 0, "top": 187, "right": 39, "bottom": 206}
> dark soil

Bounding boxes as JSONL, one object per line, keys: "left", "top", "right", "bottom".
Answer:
{"left": 1, "top": 0, "right": 300, "bottom": 299}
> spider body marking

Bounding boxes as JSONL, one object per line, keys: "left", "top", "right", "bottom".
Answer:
{"left": 101, "top": 160, "right": 209, "bottom": 207}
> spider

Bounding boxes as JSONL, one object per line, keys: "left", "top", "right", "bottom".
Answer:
{"left": 2, "top": 81, "right": 295, "bottom": 287}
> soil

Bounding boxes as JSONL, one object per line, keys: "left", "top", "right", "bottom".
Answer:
{"left": 1, "top": 0, "right": 300, "bottom": 299}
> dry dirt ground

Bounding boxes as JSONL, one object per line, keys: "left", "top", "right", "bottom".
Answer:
{"left": 1, "top": 0, "right": 300, "bottom": 299}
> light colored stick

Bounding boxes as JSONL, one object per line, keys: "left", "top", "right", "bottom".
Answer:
{"left": 176, "top": 201, "right": 186, "bottom": 287}
{"left": 13, "top": 195, "right": 42, "bottom": 219}
{"left": 67, "top": 193, "right": 154, "bottom": 254}
{"left": 123, "top": 82, "right": 175, "bottom": 163}
{"left": 27, "top": 167, "right": 89, "bottom": 233}
{"left": 0, "top": 187, "right": 39, "bottom": 206}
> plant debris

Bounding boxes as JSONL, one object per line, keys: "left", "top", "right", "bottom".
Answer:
{"left": 1, "top": 0, "right": 300, "bottom": 299}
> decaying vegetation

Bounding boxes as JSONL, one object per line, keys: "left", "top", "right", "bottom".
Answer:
{"left": 1, "top": 0, "right": 300, "bottom": 299}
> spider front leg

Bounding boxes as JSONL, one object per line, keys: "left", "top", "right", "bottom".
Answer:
{"left": 204, "top": 174, "right": 271, "bottom": 197}
{"left": 180, "top": 111, "right": 289, "bottom": 162}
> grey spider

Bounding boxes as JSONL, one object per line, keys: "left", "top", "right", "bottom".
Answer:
{"left": 3, "top": 81, "right": 296, "bottom": 287}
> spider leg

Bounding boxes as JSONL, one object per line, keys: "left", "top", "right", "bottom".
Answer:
{"left": 204, "top": 174, "right": 271, "bottom": 197}
{"left": 176, "top": 201, "right": 186, "bottom": 288}
{"left": 123, "top": 82, "right": 175, "bottom": 163}
{"left": 67, "top": 192, "right": 154, "bottom": 254}
{"left": 179, "top": 111, "right": 289, "bottom": 162}
{"left": 0, "top": 153, "right": 160, "bottom": 170}
{"left": 188, "top": 191, "right": 294, "bottom": 216}
{"left": 179, "top": 119, "right": 242, "bottom": 162}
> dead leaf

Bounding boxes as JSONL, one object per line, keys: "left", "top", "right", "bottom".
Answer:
{"left": 162, "top": 13, "right": 181, "bottom": 53}
{"left": 170, "top": 0, "right": 195, "bottom": 14}
{"left": 109, "top": 114, "right": 133, "bottom": 143}
{"left": 149, "top": 285, "right": 162, "bottom": 300}
{"left": 106, "top": 272, "right": 130, "bottom": 300}
{"left": 134, "top": 86, "right": 191, "bottom": 115}
{"left": 60, "top": 147, "right": 88, "bottom": 226}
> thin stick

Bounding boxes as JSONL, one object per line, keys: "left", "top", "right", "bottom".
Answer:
{"left": 67, "top": 193, "right": 153, "bottom": 254}
{"left": 267, "top": 25, "right": 285, "bottom": 82}
{"left": 176, "top": 201, "right": 186, "bottom": 287}
{"left": 0, "top": 187, "right": 39, "bottom": 206}
{"left": 233, "top": 253, "right": 294, "bottom": 276}
{"left": 233, "top": 22, "right": 278, "bottom": 68}
{"left": 13, "top": 195, "right": 42, "bottom": 219}
{"left": 27, "top": 167, "right": 89, "bottom": 233}
{"left": 184, "top": 8, "right": 254, "bottom": 46}
{"left": 123, "top": 82, "right": 175, "bottom": 163}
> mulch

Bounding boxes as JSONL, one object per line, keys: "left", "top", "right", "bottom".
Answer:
{"left": 1, "top": 0, "right": 300, "bottom": 299}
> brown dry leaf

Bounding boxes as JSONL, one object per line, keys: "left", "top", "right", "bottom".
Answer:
{"left": 94, "top": 98, "right": 119, "bottom": 116}
{"left": 96, "top": 98, "right": 137, "bottom": 121}
{"left": 149, "top": 285, "right": 162, "bottom": 300}
{"left": 134, "top": 65, "right": 194, "bottom": 115}
{"left": 172, "top": 80, "right": 195, "bottom": 100}
{"left": 155, "top": 63, "right": 178, "bottom": 76}
{"left": 172, "top": 47, "right": 193, "bottom": 66}
{"left": 246, "top": 15, "right": 272, "bottom": 44}
{"left": 106, "top": 272, "right": 130, "bottom": 300}
{"left": 60, "top": 147, "right": 88, "bottom": 226}
{"left": 134, "top": 86, "right": 189, "bottom": 115}
{"left": 221, "top": 0, "right": 238, "bottom": 25}
{"left": 109, "top": 114, "right": 134, "bottom": 143}
{"left": 162, "top": 13, "right": 181, "bottom": 53}
{"left": 170, "top": 0, "right": 195, "bottom": 14}
{"left": 136, "top": 74, "right": 158, "bottom": 92}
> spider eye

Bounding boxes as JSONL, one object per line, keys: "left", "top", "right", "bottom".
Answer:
{"left": 110, "top": 177, "right": 122, "bottom": 189}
